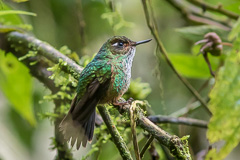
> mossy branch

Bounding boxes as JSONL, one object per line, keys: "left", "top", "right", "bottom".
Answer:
{"left": 115, "top": 100, "right": 192, "bottom": 159}
{"left": 97, "top": 105, "right": 133, "bottom": 160}
{"left": 6, "top": 31, "right": 83, "bottom": 79}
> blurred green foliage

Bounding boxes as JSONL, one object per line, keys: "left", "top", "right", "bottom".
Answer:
{"left": 168, "top": 53, "right": 220, "bottom": 79}
{"left": 206, "top": 35, "right": 240, "bottom": 160}
{"left": 0, "top": 52, "right": 36, "bottom": 125}
{"left": 0, "top": 2, "right": 37, "bottom": 126}
{"left": 124, "top": 78, "right": 152, "bottom": 100}
{"left": 176, "top": 25, "right": 229, "bottom": 42}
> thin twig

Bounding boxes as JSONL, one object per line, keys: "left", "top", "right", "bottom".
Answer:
{"left": 140, "top": 135, "right": 154, "bottom": 158}
{"left": 186, "top": 0, "right": 239, "bottom": 20}
{"left": 76, "top": 0, "right": 87, "bottom": 56}
{"left": 97, "top": 105, "right": 133, "bottom": 160}
{"left": 173, "top": 80, "right": 210, "bottom": 117}
{"left": 165, "top": 0, "right": 231, "bottom": 30}
{"left": 148, "top": 115, "right": 208, "bottom": 128}
{"left": 170, "top": 101, "right": 201, "bottom": 117}
{"left": 141, "top": 0, "right": 211, "bottom": 115}
{"left": 130, "top": 104, "right": 141, "bottom": 160}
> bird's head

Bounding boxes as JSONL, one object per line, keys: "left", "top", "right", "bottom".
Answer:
{"left": 96, "top": 36, "right": 151, "bottom": 59}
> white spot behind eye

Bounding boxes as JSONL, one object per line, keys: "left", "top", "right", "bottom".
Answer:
{"left": 112, "top": 42, "right": 118, "bottom": 46}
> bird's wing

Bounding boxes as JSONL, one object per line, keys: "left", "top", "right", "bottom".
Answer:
{"left": 59, "top": 60, "right": 112, "bottom": 149}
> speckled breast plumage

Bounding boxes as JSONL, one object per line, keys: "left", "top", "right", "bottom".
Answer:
{"left": 99, "top": 48, "right": 135, "bottom": 103}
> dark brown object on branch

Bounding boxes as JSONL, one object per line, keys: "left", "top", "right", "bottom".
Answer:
{"left": 195, "top": 32, "right": 223, "bottom": 56}
{"left": 195, "top": 32, "right": 223, "bottom": 77}
{"left": 149, "top": 144, "right": 160, "bottom": 160}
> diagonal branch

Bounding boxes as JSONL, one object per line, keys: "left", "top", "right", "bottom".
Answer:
{"left": 115, "top": 101, "right": 192, "bottom": 159}
{"left": 6, "top": 31, "right": 83, "bottom": 78}
{"left": 186, "top": 0, "right": 239, "bottom": 20}
{"left": 97, "top": 105, "right": 133, "bottom": 160}
{"left": 140, "top": 135, "right": 154, "bottom": 158}
{"left": 164, "top": 0, "right": 231, "bottom": 30}
{"left": 148, "top": 115, "right": 208, "bottom": 128}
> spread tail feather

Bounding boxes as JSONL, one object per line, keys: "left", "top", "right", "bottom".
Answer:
{"left": 59, "top": 78, "right": 110, "bottom": 149}
{"left": 59, "top": 94, "right": 98, "bottom": 149}
{"left": 59, "top": 109, "right": 96, "bottom": 149}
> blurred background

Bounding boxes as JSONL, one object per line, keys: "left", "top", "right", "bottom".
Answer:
{"left": 0, "top": 0, "right": 239, "bottom": 159}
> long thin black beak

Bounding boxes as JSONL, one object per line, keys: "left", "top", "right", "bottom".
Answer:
{"left": 135, "top": 39, "right": 152, "bottom": 46}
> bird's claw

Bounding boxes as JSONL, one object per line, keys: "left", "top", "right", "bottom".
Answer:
{"left": 127, "top": 97, "right": 134, "bottom": 105}
{"left": 113, "top": 98, "right": 134, "bottom": 113}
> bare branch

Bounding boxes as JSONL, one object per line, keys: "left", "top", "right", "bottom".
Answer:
{"left": 148, "top": 115, "right": 208, "bottom": 128}
{"left": 165, "top": 0, "right": 231, "bottom": 30}
{"left": 187, "top": 0, "right": 239, "bottom": 20}
{"left": 140, "top": 135, "right": 154, "bottom": 158}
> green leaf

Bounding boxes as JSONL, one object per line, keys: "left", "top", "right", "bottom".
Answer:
{"left": 0, "top": 10, "right": 36, "bottom": 16}
{"left": 12, "top": 0, "right": 29, "bottom": 3}
{"left": 0, "top": 51, "right": 36, "bottom": 126}
{"left": 206, "top": 49, "right": 240, "bottom": 159}
{"left": 0, "top": 3, "right": 35, "bottom": 26}
{"left": 124, "top": 78, "right": 152, "bottom": 100}
{"left": 0, "top": 4, "right": 22, "bottom": 25}
{"left": 228, "top": 17, "right": 240, "bottom": 41}
{"left": 207, "top": 0, "right": 240, "bottom": 15}
{"left": 168, "top": 53, "right": 220, "bottom": 79}
{"left": 176, "top": 25, "right": 229, "bottom": 42}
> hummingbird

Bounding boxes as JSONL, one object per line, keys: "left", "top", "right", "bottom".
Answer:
{"left": 59, "top": 36, "right": 151, "bottom": 149}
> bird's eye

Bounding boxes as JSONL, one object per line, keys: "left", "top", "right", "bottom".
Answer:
{"left": 118, "top": 42, "right": 124, "bottom": 46}
{"left": 112, "top": 41, "right": 125, "bottom": 47}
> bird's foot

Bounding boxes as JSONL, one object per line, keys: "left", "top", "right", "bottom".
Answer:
{"left": 113, "top": 97, "right": 134, "bottom": 106}
{"left": 113, "top": 98, "right": 134, "bottom": 113}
